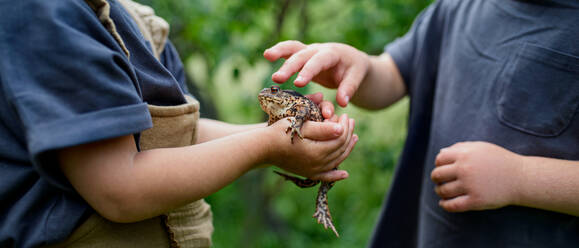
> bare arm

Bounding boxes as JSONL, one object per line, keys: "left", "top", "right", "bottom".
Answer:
{"left": 59, "top": 115, "right": 356, "bottom": 223}
{"left": 195, "top": 118, "right": 265, "bottom": 144}
{"left": 431, "top": 141, "right": 579, "bottom": 216}
{"left": 351, "top": 53, "right": 406, "bottom": 110}
{"left": 59, "top": 131, "right": 268, "bottom": 223}
{"left": 516, "top": 155, "right": 579, "bottom": 216}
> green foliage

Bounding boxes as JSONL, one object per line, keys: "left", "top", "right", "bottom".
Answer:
{"left": 139, "top": 0, "right": 431, "bottom": 246}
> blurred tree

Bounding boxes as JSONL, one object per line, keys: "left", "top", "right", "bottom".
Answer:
{"left": 141, "top": 0, "right": 431, "bottom": 94}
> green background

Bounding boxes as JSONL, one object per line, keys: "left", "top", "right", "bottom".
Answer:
{"left": 139, "top": 0, "right": 431, "bottom": 246}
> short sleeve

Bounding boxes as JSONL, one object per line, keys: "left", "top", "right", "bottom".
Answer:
{"left": 384, "top": 1, "right": 446, "bottom": 97}
{"left": 0, "top": 1, "right": 152, "bottom": 189}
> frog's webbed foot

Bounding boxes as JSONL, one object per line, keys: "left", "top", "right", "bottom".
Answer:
{"left": 313, "top": 182, "right": 339, "bottom": 237}
{"left": 285, "top": 117, "right": 304, "bottom": 144}
{"left": 274, "top": 171, "right": 320, "bottom": 188}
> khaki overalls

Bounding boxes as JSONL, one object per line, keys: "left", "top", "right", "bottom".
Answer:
{"left": 45, "top": 0, "right": 213, "bottom": 247}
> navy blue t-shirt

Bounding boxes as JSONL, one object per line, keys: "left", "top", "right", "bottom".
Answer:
{"left": 370, "top": 0, "right": 579, "bottom": 247}
{"left": 0, "top": 0, "right": 191, "bottom": 247}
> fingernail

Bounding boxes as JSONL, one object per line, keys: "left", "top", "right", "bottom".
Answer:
{"left": 353, "top": 135, "right": 359, "bottom": 142}
{"left": 295, "top": 76, "right": 305, "bottom": 83}
{"left": 341, "top": 171, "right": 349, "bottom": 179}
{"left": 324, "top": 109, "right": 331, "bottom": 117}
{"left": 344, "top": 95, "right": 350, "bottom": 105}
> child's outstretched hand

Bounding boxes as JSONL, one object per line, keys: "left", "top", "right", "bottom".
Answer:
{"left": 265, "top": 113, "right": 357, "bottom": 182}
{"left": 264, "top": 41, "right": 370, "bottom": 107}
{"left": 431, "top": 141, "right": 524, "bottom": 212}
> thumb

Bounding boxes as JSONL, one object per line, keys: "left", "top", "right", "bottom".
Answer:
{"left": 301, "top": 121, "right": 343, "bottom": 141}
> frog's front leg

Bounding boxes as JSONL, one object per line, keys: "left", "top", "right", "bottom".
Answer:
{"left": 285, "top": 105, "right": 308, "bottom": 144}
{"left": 285, "top": 116, "right": 306, "bottom": 144}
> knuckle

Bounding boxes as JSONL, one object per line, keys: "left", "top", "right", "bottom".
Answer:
{"left": 447, "top": 201, "right": 461, "bottom": 211}
{"left": 440, "top": 201, "right": 452, "bottom": 211}
{"left": 282, "top": 40, "right": 302, "bottom": 47}
{"left": 318, "top": 48, "right": 334, "bottom": 57}
{"left": 434, "top": 186, "right": 441, "bottom": 196}
{"left": 298, "top": 69, "right": 312, "bottom": 79}
{"left": 447, "top": 200, "right": 466, "bottom": 212}
{"left": 438, "top": 185, "right": 449, "bottom": 197}
{"left": 431, "top": 171, "right": 441, "bottom": 182}
{"left": 455, "top": 164, "right": 468, "bottom": 177}
{"left": 341, "top": 82, "right": 356, "bottom": 93}
{"left": 285, "top": 53, "right": 301, "bottom": 65}
{"left": 327, "top": 42, "right": 341, "bottom": 50}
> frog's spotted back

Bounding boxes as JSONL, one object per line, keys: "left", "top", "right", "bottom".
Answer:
{"left": 258, "top": 85, "right": 322, "bottom": 124}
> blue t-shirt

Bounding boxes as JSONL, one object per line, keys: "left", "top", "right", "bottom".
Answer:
{"left": 370, "top": 0, "right": 579, "bottom": 247}
{"left": 0, "top": 0, "right": 191, "bottom": 247}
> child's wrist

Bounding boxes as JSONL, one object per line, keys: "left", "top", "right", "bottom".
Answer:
{"left": 509, "top": 153, "right": 530, "bottom": 207}
{"left": 257, "top": 126, "right": 285, "bottom": 167}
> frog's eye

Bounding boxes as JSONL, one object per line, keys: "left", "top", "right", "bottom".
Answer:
{"left": 270, "top": 85, "right": 280, "bottom": 93}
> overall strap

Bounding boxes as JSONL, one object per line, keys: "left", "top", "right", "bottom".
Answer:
{"left": 117, "top": 0, "right": 170, "bottom": 59}
{"left": 84, "top": 0, "right": 131, "bottom": 57}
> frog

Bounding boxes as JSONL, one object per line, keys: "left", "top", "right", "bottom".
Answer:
{"left": 258, "top": 85, "right": 340, "bottom": 237}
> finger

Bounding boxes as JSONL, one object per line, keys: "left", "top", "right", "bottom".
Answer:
{"left": 324, "top": 133, "right": 358, "bottom": 172}
{"left": 263, "top": 40, "right": 307, "bottom": 61}
{"left": 294, "top": 49, "right": 340, "bottom": 87}
{"left": 338, "top": 114, "right": 351, "bottom": 144}
{"left": 434, "top": 180, "right": 466, "bottom": 199}
{"left": 323, "top": 115, "right": 353, "bottom": 162}
{"left": 318, "top": 101, "right": 335, "bottom": 120}
{"left": 336, "top": 118, "right": 356, "bottom": 160}
{"left": 273, "top": 48, "right": 317, "bottom": 85}
{"left": 305, "top": 92, "right": 323, "bottom": 104}
{"left": 311, "top": 169, "right": 349, "bottom": 182}
{"left": 435, "top": 148, "right": 457, "bottom": 167}
{"left": 300, "top": 121, "right": 343, "bottom": 141}
{"left": 430, "top": 164, "right": 458, "bottom": 184}
{"left": 439, "top": 195, "right": 472, "bottom": 212}
{"left": 325, "top": 114, "right": 339, "bottom": 123}
{"left": 336, "top": 64, "right": 366, "bottom": 107}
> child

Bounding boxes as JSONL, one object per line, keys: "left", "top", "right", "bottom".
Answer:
{"left": 0, "top": 0, "right": 356, "bottom": 247}
{"left": 264, "top": 0, "right": 579, "bottom": 247}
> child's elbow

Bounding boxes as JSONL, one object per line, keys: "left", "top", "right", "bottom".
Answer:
{"left": 88, "top": 187, "right": 150, "bottom": 223}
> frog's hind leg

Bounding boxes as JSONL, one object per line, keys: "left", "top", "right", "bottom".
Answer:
{"left": 313, "top": 182, "right": 339, "bottom": 237}
{"left": 274, "top": 171, "right": 319, "bottom": 188}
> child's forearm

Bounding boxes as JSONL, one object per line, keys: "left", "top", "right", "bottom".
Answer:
{"left": 515, "top": 156, "right": 579, "bottom": 216}
{"left": 195, "top": 118, "right": 266, "bottom": 144}
{"left": 351, "top": 53, "right": 406, "bottom": 110}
